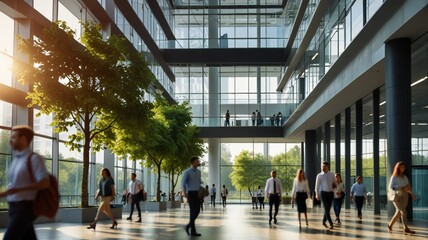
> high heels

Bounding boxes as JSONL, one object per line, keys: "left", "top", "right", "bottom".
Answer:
{"left": 87, "top": 223, "right": 96, "bottom": 230}
{"left": 110, "top": 220, "right": 118, "bottom": 229}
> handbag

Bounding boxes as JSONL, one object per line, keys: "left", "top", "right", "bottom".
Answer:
{"left": 387, "top": 190, "right": 397, "bottom": 202}
{"left": 340, "top": 191, "right": 345, "bottom": 200}
{"left": 306, "top": 198, "right": 313, "bottom": 209}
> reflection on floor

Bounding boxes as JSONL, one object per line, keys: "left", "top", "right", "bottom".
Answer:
{"left": 1, "top": 204, "right": 427, "bottom": 240}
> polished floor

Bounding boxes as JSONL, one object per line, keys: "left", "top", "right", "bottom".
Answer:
{"left": 1, "top": 203, "right": 427, "bottom": 240}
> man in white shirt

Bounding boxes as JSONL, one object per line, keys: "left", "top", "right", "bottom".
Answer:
{"left": 264, "top": 170, "right": 282, "bottom": 225}
{"left": 126, "top": 173, "right": 143, "bottom": 222}
{"left": 315, "top": 162, "right": 336, "bottom": 229}
{"left": 0, "top": 125, "right": 50, "bottom": 239}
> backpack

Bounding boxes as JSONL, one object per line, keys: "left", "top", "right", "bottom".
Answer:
{"left": 26, "top": 152, "right": 60, "bottom": 218}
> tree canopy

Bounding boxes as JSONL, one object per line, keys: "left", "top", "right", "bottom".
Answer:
{"left": 18, "top": 21, "right": 154, "bottom": 207}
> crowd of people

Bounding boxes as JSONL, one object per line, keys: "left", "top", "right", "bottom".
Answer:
{"left": 0, "top": 125, "right": 417, "bottom": 238}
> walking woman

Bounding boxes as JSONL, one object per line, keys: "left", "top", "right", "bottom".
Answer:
{"left": 87, "top": 168, "right": 118, "bottom": 230}
{"left": 333, "top": 173, "right": 345, "bottom": 224}
{"left": 291, "top": 169, "right": 310, "bottom": 227}
{"left": 388, "top": 162, "right": 415, "bottom": 234}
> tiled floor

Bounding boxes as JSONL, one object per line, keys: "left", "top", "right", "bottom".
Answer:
{"left": 1, "top": 204, "right": 427, "bottom": 240}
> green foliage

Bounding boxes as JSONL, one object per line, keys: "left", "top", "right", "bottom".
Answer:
{"left": 17, "top": 21, "right": 154, "bottom": 207}
{"left": 271, "top": 145, "right": 301, "bottom": 193}
{"left": 111, "top": 98, "right": 205, "bottom": 201}
{"left": 229, "top": 146, "right": 302, "bottom": 194}
{"left": 229, "top": 150, "right": 269, "bottom": 191}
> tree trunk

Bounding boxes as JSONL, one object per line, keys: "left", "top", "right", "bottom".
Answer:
{"left": 156, "top": 164, "right": 161, "bottom": 202}
{"left": 81, "top": 112, "right": 91, "bottom": 208}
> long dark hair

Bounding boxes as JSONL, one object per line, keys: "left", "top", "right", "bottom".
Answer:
{"left": 101, "top": 168, "right": 111, "bottom": 177}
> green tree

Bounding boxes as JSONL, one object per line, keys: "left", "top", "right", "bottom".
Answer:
{"left": 220, "top": 145, "right": 233, "bottom": 191}
{"left": 229, "top": 150, "right": 268, "bottom": 192}
{"left": 271, "top": 145, "right": 301, "bottom": 194}
{"left": 161, "top": 101, "right": 205, "bottom": 198}
{"left": 18, "top": 21, "right": 153, "bottom": 207}
{"left": 164, "top": 124, "right": 206, "bottom": 198}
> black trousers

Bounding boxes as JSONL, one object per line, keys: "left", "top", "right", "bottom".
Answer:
{"left": 211, "top": 194, "right": 216, "bottom": 206}
{"left": 129, "top": 194, "right": 141, "bottom": 218}
{"left": 187, "top": 191, "right": 201, "bottom": 233}
{"left": 258, "top": 196, "right": 265, "bottom": 208}
{"left": 355, "top": 196, "right": 365, "bottom": 217}
{"left": 4, "top": 201, "right": 37, "bottom": 240}
{"left": 268, "top": 194, "right": 280, "bottom": 220}
{"left": 321, "top": 191, "right": 334, "bottom": 225}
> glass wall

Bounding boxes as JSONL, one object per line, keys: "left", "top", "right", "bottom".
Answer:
{"left": 219, "top": 140, "right": 300, "bottom": 203}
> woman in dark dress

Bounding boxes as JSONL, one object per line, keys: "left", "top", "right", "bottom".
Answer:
{"left": 291, "top": 169, "right": 311, "bottom": 227}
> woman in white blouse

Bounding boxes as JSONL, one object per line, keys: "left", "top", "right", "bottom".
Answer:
{"left": 388, "top": 162, "right": 415, "bottom": 234}
{"left": 333, "top": 173, "right": 345, "bottom": 224}
{"left": 291, "top": 169, "right": 311, "bottom": 227}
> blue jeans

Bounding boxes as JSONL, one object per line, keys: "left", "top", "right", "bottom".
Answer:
{"left": 333, "top": 198, "right": 343, "bottom": 218}
{"left": 4, "top": 201, "right": 37, "bottom": 240}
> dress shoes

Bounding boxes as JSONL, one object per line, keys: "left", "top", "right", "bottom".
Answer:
{"left": 323, "top": 222, "right": 329, "bottom": 228}
{"left": 274, "top": 218, "right": 278, "bottom": 224}
{"left": 126, "top": 217, "right": 132, "bottom": 220}
{"left": 136, "top": 218, "right": 142, "bottom": 223}
{"left": 191, "top": 232, "right": 202, "bottom": 236}
{"left": 184, "top": 225, "right": 190, "bottom": 236}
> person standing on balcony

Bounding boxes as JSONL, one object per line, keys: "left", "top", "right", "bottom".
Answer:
{"left": 251, "top": 112, "right": 256, "bottom": 126}
{"left": 224, "top": 110, "right": 230, "bottom": 126}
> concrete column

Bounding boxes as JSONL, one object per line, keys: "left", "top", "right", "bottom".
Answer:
{"left": 385, "top": 38, "right": 412, "bottom": 219}
{"left": 208, "top": 0, "right": 219, "bottom": 126}
{"left": 208, "top": 138, "right": 220, "bottom": 203}
{"left": 304, "top": 130, "right": 317, "bottom": 196}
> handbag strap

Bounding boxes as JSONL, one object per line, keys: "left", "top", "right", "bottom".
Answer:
{"left": 26, "top": 152, "right": 36, "bottom": 183}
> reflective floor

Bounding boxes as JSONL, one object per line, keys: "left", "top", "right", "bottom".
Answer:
{"left": 1, "top": 204, "right": 427, "bottom": 240}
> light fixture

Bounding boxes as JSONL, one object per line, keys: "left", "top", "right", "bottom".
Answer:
{"left": 410, "top": 76, "right": 427, "bottom": 87}
{"left": 311, "top": 52, "right": 318, "bottom": 61}
{"left": 379, "top": 101, "right": 386, "bottom": 106}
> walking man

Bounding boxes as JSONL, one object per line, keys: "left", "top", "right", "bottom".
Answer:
{"left": 126, "top": 173, "right": 143, "bottom": 222}
{"left": 221, "top": 185, "right": 228, "bottom": 207}
{"left": 315, "top": 161, "right": 337, "bottom": 229}
{"left": 211, "top": 184, "right": 216, "bottom": 207}
{"left": 265, "top": 170, "right": 282, "bottom": 225}
{"left": 182, "top": 156, "right": 202, "bottom": 237}
{"left": 0, "top": 125, "right": 50, "bottom": 239}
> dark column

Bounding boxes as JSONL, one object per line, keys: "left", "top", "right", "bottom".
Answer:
{"left": 316, "top": 127, "right": 322, "bottom": 176}
{"left": 372, "top": 88, "right": 381, "bottom": 214}
{"left": 335, "top": 114, "right": 341, "bottom": 174}
{"left": 305, "top": 130, "right": 317, "bottom": 195}
{"left": 301, "top": 142, "right": 305, "bottom": 169}
{"left": 356, "top": 99, "right": 363, "bottom": 177}
{"left": 324, "top": 121, "right": 331, "bottom": 164}
{"left": 345, "top": 107, "right": 351, "bottom": 209}
{"left": 385, "top": 38, "right": 412, "bottom": 219}
{"left": 299, "top": 77, "right": 306, "bottom": 102}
